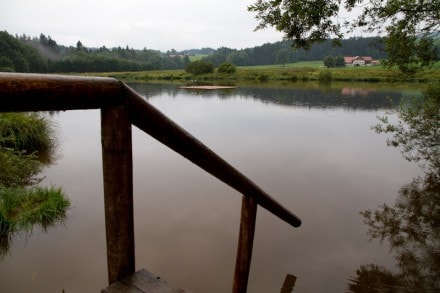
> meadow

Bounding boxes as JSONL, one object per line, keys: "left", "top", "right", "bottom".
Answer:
{"left": 87, "top": 60, "right": 440, "bottom": 83}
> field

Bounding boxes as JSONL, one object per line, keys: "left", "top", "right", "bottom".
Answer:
{"left": 87, "top": 60, "right": 440, "bottom": 83}
{"left": 188, "top": 55, "right": 208, "bottom": 62}
{"left": 240, "top": 60, "right": 324, "bottom": 69}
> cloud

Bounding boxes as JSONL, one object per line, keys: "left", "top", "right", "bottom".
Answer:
{"left": 0, "top": 0, "right": 284, "bottom": 51}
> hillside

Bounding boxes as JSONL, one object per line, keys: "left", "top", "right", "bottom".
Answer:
{"left": 0, "top": 31, "right": 390, "bottom": 73}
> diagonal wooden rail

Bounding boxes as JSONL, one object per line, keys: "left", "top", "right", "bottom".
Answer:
{"left": 0, "top": 73, "right": 301, "bottom": 292}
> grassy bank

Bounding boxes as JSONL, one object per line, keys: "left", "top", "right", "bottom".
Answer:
{"left": 86, "top": 61, "right": 440, "bottom": 83}
{"left": 0, "top": 113, "right": 69, "bottom": 256}
{"left": 0, "top": 186, "right": 69, "bottom": 234}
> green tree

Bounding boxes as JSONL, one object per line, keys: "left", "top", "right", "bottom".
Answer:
{"left": 226, "top": 51, "right": 250, "bottom": 66}
{"left": 0, "top": 31, "right": 47, "bottom": 72}
{"left": 217, "top": 62, "right": 236, "bottom": 74}
{"left": 185, "top": 60, "right": 214, "bottom": 75}
{"left": 203, "top": 47, "right": 234, "bottom": 66}
{"left": 183, "top": 55, "right": 190, "bottom": 67}
{"left": 323, "top": 55, "right": 335, "bottom": 68}
{"left": 248, "top": 0, "right": 440, "bottom": 75}
{"left": 0, "top": 56, "right": 14, "bottom": 72}
{"left": 335, "top": 55, "right": 345, "bottom": 67}
{"left": 276, "top": 48, "right": 290, "bottom": 66}
{"left": 76, "top": 40, "right": 84, "bottom": 51}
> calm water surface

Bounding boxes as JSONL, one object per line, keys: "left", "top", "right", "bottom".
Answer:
{"left": 0, "top": 83, "right": 423, "bottom": 292}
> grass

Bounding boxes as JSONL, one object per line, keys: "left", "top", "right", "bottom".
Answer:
{"left": 0, "top": 112, "right": 69, "bottom": 257}
{"left": 239, "top": 60, "right": 324, "bottom": 69}
{"left": 0, "top": 186, "right": 69, "bottom": 234}
{"left": 0, "top": 148, "right": 42, "bottom": 187}
{"left": 189, "top": 54, "right": 208, "bottom": 62}
{"left": 0, "top": 113, "right": 56, "bottom": 187}
{"left": 0, "top": 113, "right": 55, "bottom": 155}
{"left": 87, "top": 60, "right": 440, "bottom": 83}
{"left": 0, "top": 186, "right": 70, "bottom": 257}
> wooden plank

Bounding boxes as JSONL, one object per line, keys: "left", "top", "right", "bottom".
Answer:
{"left": 280, "top": 274, "right": 297, "bottom": 293}
{"left": 101, "top": 106, "right": 135, "bottom": 284}
{"left": 102, "top": 269, "right": 188, "bottom": 293}
{"left": 233, "top": 195, "right": 258, "bottom": 293}
{"left": 0, "top": 73, "right": 301, "bottom": 229}
{"left": 0, "top": 72, "right": 123, "bottom": 112}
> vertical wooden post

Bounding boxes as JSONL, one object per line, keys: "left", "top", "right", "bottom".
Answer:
{"left": 233, "top": 195, "right": 257, "bottom": 293}
{"left": 101, "top": 106, "right": 135, "bottom": 284}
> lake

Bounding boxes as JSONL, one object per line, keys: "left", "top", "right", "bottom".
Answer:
{"left": 0, "top": 82, "right": 424, "bottom": 292}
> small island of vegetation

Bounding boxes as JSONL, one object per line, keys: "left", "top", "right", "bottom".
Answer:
{"left": 0, "top": 112, "right": 70, "bottom": 257}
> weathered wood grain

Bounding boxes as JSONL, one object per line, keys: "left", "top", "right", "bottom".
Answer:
{"left": 0, "top": 72, "right": 123, "bottom": 112}
{"left": 1, "top": 72, "right": 302, "bottom": 292}
{"left": 233, "top": 195, "right": 258, "bottom": 293}
{"left": 101, "top": 106, "right": 135, "bottom": 284}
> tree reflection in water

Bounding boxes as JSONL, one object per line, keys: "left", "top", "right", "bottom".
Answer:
{"left": 349, "top": 82, "right": 440, "bottom": 292}
{"left": 349, "top": 175, "right": 440, "bottom": 292}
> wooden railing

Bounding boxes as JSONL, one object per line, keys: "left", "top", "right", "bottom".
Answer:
{"left": 0, "top": 73, "right": 301, "bottom": 292}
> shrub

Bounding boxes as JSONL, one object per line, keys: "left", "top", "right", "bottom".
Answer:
{"left": 318, "top": 70, "right": 333, "bottom": 83}
{"left": 323, "top": 55, "right": 335, "bottom": 68}
{"left": 185, "top": 60, "right": 214, "bottom": 75}
{"left": 257, "top": 73, "right": 269, "bottom": 82}
{"left": 217, "top": 62, "right": 236, "bottom": 74}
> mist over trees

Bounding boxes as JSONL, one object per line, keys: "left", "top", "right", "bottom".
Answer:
{"left": 1, "top": 31, "right": 188, "bottom": 73}
{"left": 0, "top": 31, "right": 48, "bottom": 72}
{"left": 0, "top": 30, "right": 389, "bottom": 73}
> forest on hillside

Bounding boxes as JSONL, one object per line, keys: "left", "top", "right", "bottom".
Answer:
{"left": 202, "top": 37, "right": 387, "bottom": 66}
{"left": 0, "top": 31, "right": 186, "bottom": 73}
{"left": 0, "top": 30, "right": 388, "bottom": 73}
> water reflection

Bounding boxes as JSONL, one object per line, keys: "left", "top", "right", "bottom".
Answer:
{"left": 280, "top": 274, "right": 298, "bottom": 293}
{"left": 130, "top": 82, "right": 419, "bottom": 292}
{"left": 341, "top": 87, "right": 375, "bottom": 97}
{"left": 0, "top": 83, "right": 423, "bottom": 292}
{"left": 349, "top": 85, "right": 440, "bottom": 291}
{"left": 349, "top": 174, "right": 440, "bottom": 291}
{"left": 129, "top": 82, "right": 406, "bottom": 110}
{"left": 0, "top": 113, "right": 69, "bottom": 258}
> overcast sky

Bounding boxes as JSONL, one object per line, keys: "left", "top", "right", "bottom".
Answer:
{"left": 0, "top": 0, "right": 287, "bottom": 51}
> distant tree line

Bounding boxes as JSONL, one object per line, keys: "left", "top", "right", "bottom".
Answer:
{"left": 0, "top": 31, "right": 190, "bottom": 73}
{"left": 201, "top": 37, "right": 388, "bottom": 67}
{"left": 1, "top": 30, "right": 388, "bottom": 73}
{"left": 0, "top": 31, "right": 47, "bottom": 72}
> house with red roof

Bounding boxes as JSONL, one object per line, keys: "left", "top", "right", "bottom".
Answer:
{"left": 344, "top": 56, "right": 378, "bottom": 67}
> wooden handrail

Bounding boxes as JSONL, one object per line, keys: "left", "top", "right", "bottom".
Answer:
{"left": 0, "top": 72, "right": 301, "bottom": 291}
{"left": 124, "top": 85, "right": 301, "bottom": 228}
{"left": 0, "top": 73, "right": 301, "bottom": 227}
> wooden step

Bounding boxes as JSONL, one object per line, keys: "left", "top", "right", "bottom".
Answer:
{"left": 102, "top": 269, "right": 190, "bottom": 293}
